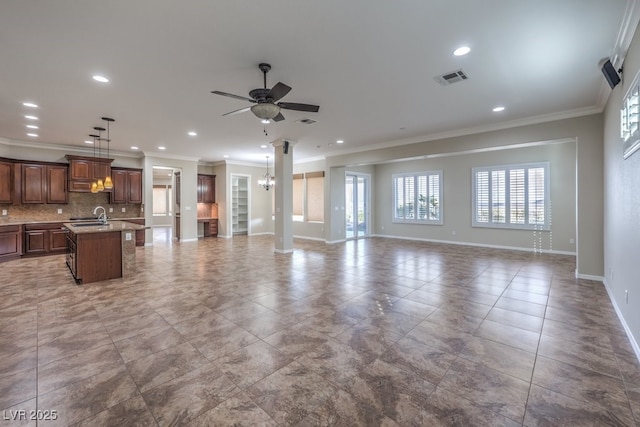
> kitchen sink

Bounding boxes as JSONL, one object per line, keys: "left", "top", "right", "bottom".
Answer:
{"left": 71, "top": 222, "right": 107, "bottom": 227}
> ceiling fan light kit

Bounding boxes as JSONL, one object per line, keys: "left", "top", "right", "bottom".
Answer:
{"left": 212, "top": 62, "right": 319, "bottom": 125}
{"left": 251, "top": 103, "right": 280, "bottom": 119}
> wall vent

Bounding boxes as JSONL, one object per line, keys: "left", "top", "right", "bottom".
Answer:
{"left": 297, "top": 118, "right": 317, "bottom": 124}
{"left": 434, "top": 69, "right": 469, "bottom": 86}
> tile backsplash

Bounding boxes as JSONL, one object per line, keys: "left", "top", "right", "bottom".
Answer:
{"left": 3, "top": 192, "right": 142, "bottom": 221}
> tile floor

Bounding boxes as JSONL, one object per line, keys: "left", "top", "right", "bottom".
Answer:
{"left": 1, "top": 234, "right": 639, "bottom": 426}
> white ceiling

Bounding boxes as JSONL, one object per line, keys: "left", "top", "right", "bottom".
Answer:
{"left": 0, "top": 0, "right": 634, "bottom": 165}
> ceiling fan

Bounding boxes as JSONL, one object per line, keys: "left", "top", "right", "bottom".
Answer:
{"left": 211, "top": 63, "right": 320, "bottom": 122}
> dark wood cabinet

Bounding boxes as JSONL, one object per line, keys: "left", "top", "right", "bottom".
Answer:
{"left": 65, "top": 155, "right": 113, "bottom": 192}
{"left": 20, "top": 163, "right": 68, "bottom": 204}
{"left": 197, "top": 174, "right": 215, "bottom": 203}
{"left": 24, "top": 223, "right": 68, "bottom": 256}
{"left": 110, "top": 168, "right": 143, "bottom": 204}
{"left": 21, "top": 164, "right": 46, "bottom": 204}
{"left": 0, "top": 161, "right": 13, "bottom": 204}
{"left": 175, "top": 172, "right": 181, "bottom": 205}
{"left": 66, "top": 229, "right": 122, "bottom": 284}
{"left": 0, "top": 225, "right": 22, "bottom": 261}
{"left": 47, "top": 165, "right": 68, "bottom": 204}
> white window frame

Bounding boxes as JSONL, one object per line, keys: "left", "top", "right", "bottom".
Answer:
{"left": 472, "top": 162, "right": 550, "bottom": 230}
{"left": 392, "top": 171, "right": 443, "bottom": 225}
{"left": 621, "top": 69, "right": 640, "bottom": 159}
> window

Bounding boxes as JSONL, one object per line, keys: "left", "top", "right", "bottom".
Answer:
{"left": 621, "top": 70, "right": 640, "bottom": 158}
{"left": 306, "top": 172, "right": 324, "bottom": 222}
{"left": 393, "top": 171, "right": 443, "bottom": 224}
{"left": 292, "top": 173, "right": 304, "bottom": 221}
{"left": 472, "top": 162, "right": 549, "bottom": 229}
{"left": 291, "top": 171, "right": 325, "bottom": 222}
{"left": 152, "top": 185, "right": 172, "bottom": 216}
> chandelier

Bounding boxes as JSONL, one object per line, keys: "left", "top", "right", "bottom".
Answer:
{"left": 258, "top": 156, "right": 275, "bottom": 191}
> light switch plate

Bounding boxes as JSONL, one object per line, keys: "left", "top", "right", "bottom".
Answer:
{"left": 109, "top": 207, "right": 113, "bottom": 213}
{"left": 1, "top": 209, "right": 7, "bottom": 216}
{"left": 121, "top": 207, "right": 126, "bottom": 212}
{"left": 57, "top": 209, "right": 63, "bottom": 214}
{"left": 125, "top": 232, "right": 132, "bottom": 241}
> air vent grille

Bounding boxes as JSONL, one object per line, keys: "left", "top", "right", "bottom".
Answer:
{"left": 298, "top": 118, "right": 317, "bottom": 125}
{"left": 434, "top": 69, "right": 469, "bottom": 86}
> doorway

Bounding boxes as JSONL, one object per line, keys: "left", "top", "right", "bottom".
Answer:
{"left": 345, "top": 173, "right": 369, "bottom": 239}
{"left": 231, "top": 174, "right": 250, "bottom": 235}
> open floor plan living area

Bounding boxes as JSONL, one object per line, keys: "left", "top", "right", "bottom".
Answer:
{"left": 1, "top": 236, "right": 639, "bottom": 425}
{"left": 2, "top": 1, "right": 640, "bottom": 425}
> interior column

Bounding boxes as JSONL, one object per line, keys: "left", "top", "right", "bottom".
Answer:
{"left": 272, "top": 139, "right": 294, "bottom": 253}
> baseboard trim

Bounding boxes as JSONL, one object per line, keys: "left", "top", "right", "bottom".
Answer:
{"left": 603, "top": 278, "right": 640, "bottom": 364}
{"left": 274, "top": 248, "right": 294, "bottom": 254}
{"left": 326, "top": 239, "right": 346, "bottom": 244}
{"left": 369, "top": 233, "right": 576, "bottom": 255}
{"left": 575, "top": 272, "right": 605, "bottom": 281}
{"left": 293, "top": 235, "right": 325, "bottom": 242}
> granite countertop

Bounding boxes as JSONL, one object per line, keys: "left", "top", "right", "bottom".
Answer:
{"left": 197, "top": 217, "right": 218, "bottom": 221}
{"left": 63, "top": 220, "right": 147, "bottom": 234}
{"left": 0, "top": 217, "right": 144, "bottom": 226}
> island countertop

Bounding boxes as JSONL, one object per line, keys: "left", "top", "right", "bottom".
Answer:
{"left": 63, "top": 220, "right": 147, "bottom": 234}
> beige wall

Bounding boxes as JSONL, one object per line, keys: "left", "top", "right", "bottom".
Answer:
{"left": 374, "top": 141, "right": 576, "bottom": 253}
{"left": 223, "top": 162, "right": 274, "bottom": 238}
{"left": 325, "top": 114, "right": 603, "bottom": 276}
{"left": 603, "top": 22, "right": 640, "bottom": 354}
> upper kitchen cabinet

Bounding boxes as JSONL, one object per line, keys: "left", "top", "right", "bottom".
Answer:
{"left": 21, "top": 163, "right": 68, "bottom": 204}
{"left": 197, "top": 174, "right": 215, "bottom": 203}
{"left": 110, "top": 168, "right": 143, "bottom": 204}
{"left": 0, "top": 160, "right": 14, "bottom": 204}
{"left": 65, "top": 155, "right": 113, "bottom": 192}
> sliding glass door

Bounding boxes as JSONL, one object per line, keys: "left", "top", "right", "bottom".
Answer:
{"left": 345, "top": 173, "right": 369, "bottom": 239}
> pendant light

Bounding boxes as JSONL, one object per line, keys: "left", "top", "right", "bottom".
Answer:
{"left": 94, "top": 126, "right": 105, "bottom": 192}
{"left": 102, "top": 117, "right": 114, "bottom": 189}
{"left": 89, "top": 133, "right": 100, "bottom": 193}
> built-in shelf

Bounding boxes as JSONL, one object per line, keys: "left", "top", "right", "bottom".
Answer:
{"left": 232, "top": 176, "right": 248, "bottom": 235}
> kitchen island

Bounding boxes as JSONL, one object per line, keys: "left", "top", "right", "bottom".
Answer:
{"left": 63, "top": 220, "right": 146, "bottom": 284}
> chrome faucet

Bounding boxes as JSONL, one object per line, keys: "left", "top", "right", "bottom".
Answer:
{"left": 93, "top": 206, "right": 107, "bottom": 224}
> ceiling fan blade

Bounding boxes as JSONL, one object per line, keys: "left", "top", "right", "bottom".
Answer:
{"left": 272, "top": 112, "right": 285, "bottom": 122}
{"left": 278, "top": 102, "right": 320, "bottom": 113}
{"left": 211, "top": 90, "right": 255, "bottom": 103}
{"left": 222, "top": 106, "right": 251, "bottom": 116}
{"left": 267, "top": 82, "right": 292, "bottom": 102}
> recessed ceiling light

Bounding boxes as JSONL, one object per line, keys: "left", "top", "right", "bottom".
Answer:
{"left": 188, "top": 131, "right": 197, "bottom": 136}
{"left": 24, "top": 115, "right": 38, "bottom": 120}
{"left": 261, "top": 119, "right": 270, "bottom": 124}
{"left": 92, "top": 75, "right": 109, "bottom": 83}
{"left": 223, "top": 155, "right": 229, "bottom": 158}
{"left": 131, "top": 146, "right": 139, "bottom": 150}
{"left": 260, "top": 144, "right": 268, "bottom": 149}
{"left": 336, "top": 140, "right": 344, "bottom": 144}
{"left": 158, "top": 146, "right": 166, "bottom": 150}
{"left": 84, "top": 140, "right": 94, "bottom": 144}
{"left": 492, "top": 106, "right": 505, "bottom": 112}
{"left": 167, "top": 173, "right": 172, "bottom": 177}
{"left": 454, "top": 46, "right": 471, "bottom": 56}
{"left": 22, "top": 102, "right": 38, "bottom": 108}
{"left": 26, "top": 124, "right": 38, "bottom": 129}
{"left": 27, "top": 133, "right": 38, "bottom": 137}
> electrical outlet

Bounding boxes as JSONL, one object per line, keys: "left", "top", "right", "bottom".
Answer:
{"left": 570, "top": 238, "right": 575, "bottom": 244}
{"left": 1, "top": 209, "right": 7, "bottom": 216}
{"left": 125, "top": 232, "right": 132, "bottom": 241}
{"left": 57, "top": 209, "right": 62, "bottom": 214}
{"left": 109, "top": 207, "right": 113, "bottom": 213}
{"left": 452, "top": 230, "right": 457, "bottom": 236}
{"left": 121, "top": 207, "right": 126, "bottom": 213}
